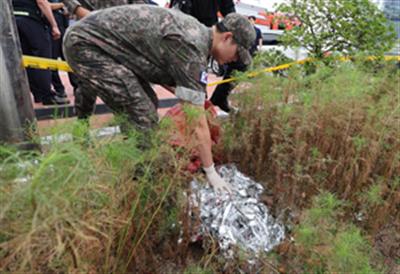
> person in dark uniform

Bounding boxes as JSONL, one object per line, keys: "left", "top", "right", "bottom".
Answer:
{"left": 12, "top": 0, "right": 65, "bottom": 105}
{"left": 48, "top": 0, "right": 70, "bottom": 104}
{"left": 171, "top": 0, "right": 236, "bottom": 27}
{"left": 169, "top": 0, "right": 246, "bottom": 113}
{"left": 248, "top": 15, "right": 263, "bottom": 56}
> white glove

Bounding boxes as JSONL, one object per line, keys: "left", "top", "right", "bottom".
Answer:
{"left": 204, "top": 164, "right": 232, "bottom": 194}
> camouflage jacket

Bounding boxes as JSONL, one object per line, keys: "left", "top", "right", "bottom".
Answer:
{"left": 79, "top": 0, "right": 151, "bottom": 10}
{"left": 66, "top": 5, "right": 211, "bottom": 105}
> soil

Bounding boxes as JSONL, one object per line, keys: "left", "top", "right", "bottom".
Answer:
{"left": 374, "top": 218, "right": 400, "bottom": 274}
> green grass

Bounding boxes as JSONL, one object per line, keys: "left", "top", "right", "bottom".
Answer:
{"left": 331, "top": 226, "right": 376, "bottom": 273}
{"left": 183, "top": 265, "right": 214, "bottom": 274}
{"left": 295, "top": 193, "right": 379, "bottom": 273}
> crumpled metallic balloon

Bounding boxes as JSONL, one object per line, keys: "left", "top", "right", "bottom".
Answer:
{"left": 190, "top": 164, "right": 285, "bottom": 256}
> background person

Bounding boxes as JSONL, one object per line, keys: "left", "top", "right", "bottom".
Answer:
{"left": 170, "top": 0, "right": 236, "bottom": 27}
{"left": 48, "top": 0, "right": 70, "bottom": 104}
{"left": 248, "top": 15, "right": 263, "bottom": 55}
{"left": 12, "top": 0, "right": 65, "bottom": 105}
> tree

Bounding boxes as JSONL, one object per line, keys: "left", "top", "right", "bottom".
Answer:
{"left": 277, "top": 0, "right": 396, "bottom": 58}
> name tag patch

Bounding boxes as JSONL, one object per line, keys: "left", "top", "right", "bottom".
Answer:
{"left": 200, "top": 71, "right": 208, "bottom": 85}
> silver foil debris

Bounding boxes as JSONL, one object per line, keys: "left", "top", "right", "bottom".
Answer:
{"left": 190, "top": 164, "right": 285, "bottom": 256}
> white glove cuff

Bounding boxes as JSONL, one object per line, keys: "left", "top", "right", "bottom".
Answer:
{"left": 203, "top": 163, "right": 216, "bottom": 175}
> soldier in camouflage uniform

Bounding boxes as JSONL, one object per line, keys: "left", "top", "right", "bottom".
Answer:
{"left": 63, "top": 5, "right": 255, "bottom": 193}
{"left": 63, "top": 0, "right": 153, "bottom": 16}
{"left": 80, "top": 0, "right": 129, "bottom": 9}
{"left": 62, "top": 0, "right": 155, "bottom": 118}
{"left": 77, "top": 0, "right": 155, "bottom": 10}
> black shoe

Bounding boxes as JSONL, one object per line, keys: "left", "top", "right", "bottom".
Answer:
{"left": 51, "top": 89, "right": 68, "bottom": 98}
{"left": 55, "top": 95, "right": 70, "bottom": 104}
{"left": 54, "top": 90, "right": 68, "bottom": 98}
{"left": 42, "top": 96, "right": 69, "bottom": 106}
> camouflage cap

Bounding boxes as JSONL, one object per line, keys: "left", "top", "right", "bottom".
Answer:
{"left": 220, "top": 13, "right": 256, "bottom": 66}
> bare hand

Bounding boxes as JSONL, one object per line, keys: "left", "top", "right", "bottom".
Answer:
{"left": 52, "top": 26, "right": 61, "bottom": 40}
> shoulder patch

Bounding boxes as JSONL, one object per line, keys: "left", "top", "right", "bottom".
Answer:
{"left": 199, "top": 71, "right": 208, "bottom": 85}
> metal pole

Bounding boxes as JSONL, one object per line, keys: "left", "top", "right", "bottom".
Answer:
{"left": 0, "top": 0, "right": 36, "bottom": 145}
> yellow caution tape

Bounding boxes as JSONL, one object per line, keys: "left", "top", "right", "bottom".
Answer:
{"left": 22, "top": 55, "right": 73, "bottom": 72}
{"left": 208, "top": 58, "right": 313, "bottom": 86}
{"left": 22, "top": 55, "right": 400, "bottom": 87}
{"left": 208, "top": 55, "right": 400, "bottom": 86}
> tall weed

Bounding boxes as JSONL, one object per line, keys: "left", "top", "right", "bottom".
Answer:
{"left": 219, "top": 61, "right": 399, "bottom": 270}
{"left": 295, "top": 193, "right": 379, "bottom": 273}
{"left": 0, "top": 121, "right": 192, "bottom": 273}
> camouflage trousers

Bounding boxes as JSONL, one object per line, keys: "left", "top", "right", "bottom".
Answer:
{"left": 63, "top": 35, "right": 159, "bottom": 131}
